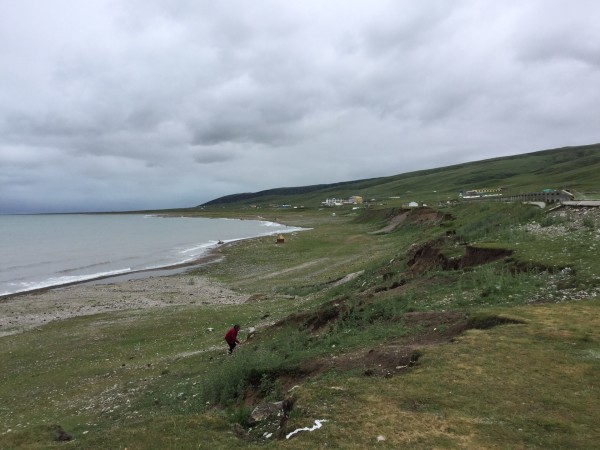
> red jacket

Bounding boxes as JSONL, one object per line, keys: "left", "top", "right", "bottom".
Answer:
{"left": 224, "top": 327, "right": 240, "bottom": 344}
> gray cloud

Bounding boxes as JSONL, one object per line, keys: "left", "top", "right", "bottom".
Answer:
{"left": 193, "top": 148, "right": 236, "bottom": 165}
{"left": 1, "top": 0, "right": 599, "bottom": 213}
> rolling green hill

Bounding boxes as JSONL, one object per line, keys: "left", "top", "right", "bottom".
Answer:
{"left": 200, "top": 143, "right": 600, "bottom": 207}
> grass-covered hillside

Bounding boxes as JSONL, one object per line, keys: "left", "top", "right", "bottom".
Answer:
{"left": 200, "top": 143, "right": 600, "bottom": 208}
{"left": 1, "top": 144, "right": 600, "bottom": 449}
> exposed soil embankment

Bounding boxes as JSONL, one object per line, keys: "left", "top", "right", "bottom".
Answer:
{"left": 264, "top": 309, "right": 523, "bottom": 396}
{"left": 407, "top": 241, "right": 513, "bottom": 273}
{"left": 302, "top": 311, "right": 471, "bottom": 377}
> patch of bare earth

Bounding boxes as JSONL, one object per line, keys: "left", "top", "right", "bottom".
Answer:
{"left": 370, "top": 208, "right": 453, "bottom": 235}
{"left": 370, "top": 212, "right": 409, "bottom": 234}
{"left": 300, "top": 311, "right": 468, "bottom": 380}
{"left": 407, "top": 241, "right": 513, "bottom": 274}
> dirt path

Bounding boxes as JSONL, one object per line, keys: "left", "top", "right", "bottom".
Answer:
{"left": 369, "top": 212, "right": 409, "bottom": 234}
{"left": 256, "top": 259, "right": 330, "bottom": 279}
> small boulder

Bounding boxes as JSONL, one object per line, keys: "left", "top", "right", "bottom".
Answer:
{"left": 249, "top": 401, "right": 283, "bottom": 425}
{"left": 53, "top": 425, "right": 72, "bottom": 442}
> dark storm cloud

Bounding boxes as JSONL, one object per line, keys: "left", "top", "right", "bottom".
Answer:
{"left": 1, "top": 0, "right": 599, "bottom": 213}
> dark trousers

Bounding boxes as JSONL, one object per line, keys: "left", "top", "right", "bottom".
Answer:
{"left": 227, "top": 341, "right": 237, "bottom": 354}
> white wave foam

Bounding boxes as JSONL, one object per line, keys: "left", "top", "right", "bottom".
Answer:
{"left": 180, "top": 242, "right": 218, "bottom": 255}
{"left": 4, "top": 268, "right": 132, "bottom": 295}
{"left": 259, "top": 221, "right": 282, "bottom": 227}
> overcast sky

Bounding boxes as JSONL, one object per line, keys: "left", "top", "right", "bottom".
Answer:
{"left": 1, "top": 0, "right": 599, "bottom": 213}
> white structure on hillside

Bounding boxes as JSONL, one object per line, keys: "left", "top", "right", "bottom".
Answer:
{"left": 322, "top": 195, "right": 363, "bottom": 207}
{"left": 322, "top": 198, "right": 344, "bottom": 206}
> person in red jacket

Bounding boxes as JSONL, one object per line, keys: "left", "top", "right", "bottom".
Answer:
{"left": 224, "top": 324, "right": 241, "bottom": 354}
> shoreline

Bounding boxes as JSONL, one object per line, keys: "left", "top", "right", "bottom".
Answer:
{"left": 0, "top": 241, "right": 246, "bottom": 338}
{"left": 0, "top": 246, "right": 226, "bottom": 301}
{"left": 0, "top": 221, "right": 308, "bottom": 338}
{"left": 1, "top": 214, "right": 306, "bottom": 300}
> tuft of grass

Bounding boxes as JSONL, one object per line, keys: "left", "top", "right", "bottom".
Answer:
{"left": 198, "top": 349, "right": 287, "bottom": 405}
{"left": 227, "top": 404, "right": 253, "bottom": 427}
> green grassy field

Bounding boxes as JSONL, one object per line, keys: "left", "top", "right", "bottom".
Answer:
{"left": 1, "top": 199, "right": 599, "bottom": 449}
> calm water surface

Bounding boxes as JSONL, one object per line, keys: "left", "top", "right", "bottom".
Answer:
{"left": 0, "top": 214, "right": 304, "bottom": 295}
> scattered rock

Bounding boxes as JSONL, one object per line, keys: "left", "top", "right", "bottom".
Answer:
{"left": 232, "top": 423, "right": 247, "bottom": 439}
{"left": 246, "top": 327, "right": 256, "bottom": 341}
{"left": 53, "top": 425, "right": 72, "bottom": 442}
{"left": 276, "top": 396, "right": 296, "bottom": 440}
{"left": 249, "top": 401, "right": 283, "bottom": 425}
{"left": 246, "top": 293, "right": 268, "bottom": 303}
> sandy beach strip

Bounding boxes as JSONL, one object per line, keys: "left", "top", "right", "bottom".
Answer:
{"left": 0, "top": 250, "right": 247, "bottom": 338}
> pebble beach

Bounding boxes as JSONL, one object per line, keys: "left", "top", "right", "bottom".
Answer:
{"left": 0, "top": 268, "right": 246, "bottom": 338}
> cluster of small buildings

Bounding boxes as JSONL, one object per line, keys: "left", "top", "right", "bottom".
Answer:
{"left": 317, "top": 188, "right": 592, "bottom": 211}
{"left": 460, "top": 187, "right": 576, "bottom": 204}
{"left": 321, "top": 196, "right": 363, "bottom": 207}
{"left": 460, "top": 188, "right": 503, "bottom": 199}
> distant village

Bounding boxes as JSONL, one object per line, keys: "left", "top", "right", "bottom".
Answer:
{"left": 252, "top": 187, "right": 599, "bottom": 211}
{"left": 459, "top": 188, "right": 578, "bottom": 204}
{"left": 321, "top": 195, "right": 422, "bottom": 208}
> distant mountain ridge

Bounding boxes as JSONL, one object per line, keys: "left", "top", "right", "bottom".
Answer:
{"left": 200, "top": 143, "right": 600, "bottom": 207}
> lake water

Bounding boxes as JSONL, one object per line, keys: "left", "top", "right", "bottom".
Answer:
{"left": 0, "top": 214, "right": 304, "bottom": 296}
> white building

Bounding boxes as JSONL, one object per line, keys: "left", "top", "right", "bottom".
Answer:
{"left": 322, "top": 198, "right": 344, "bottom": 207}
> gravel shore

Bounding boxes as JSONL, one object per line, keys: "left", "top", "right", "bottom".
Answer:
{"left": 0, "top": 273, "right": 247, "bottom": 337}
